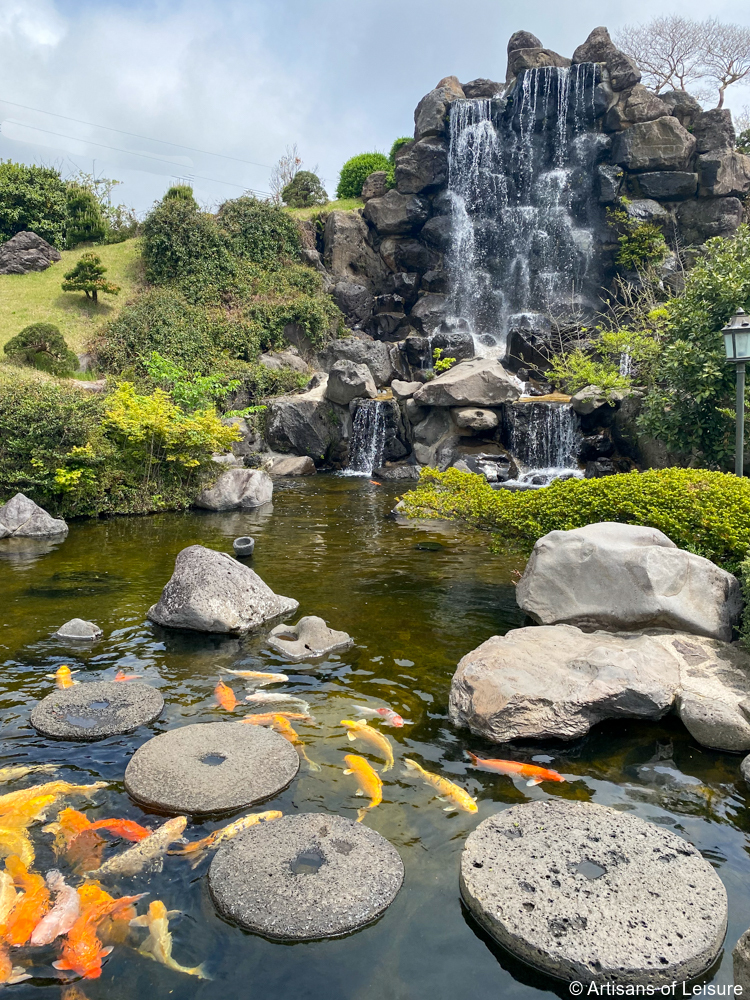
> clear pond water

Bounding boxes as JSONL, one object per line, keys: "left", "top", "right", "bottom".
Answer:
{"left": 1, "top": 476, "right": 749, "bottom": 999}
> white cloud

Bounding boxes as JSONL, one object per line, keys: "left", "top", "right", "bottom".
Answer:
{"left": 0, "top": 0, "right": 66, "bottom": 47}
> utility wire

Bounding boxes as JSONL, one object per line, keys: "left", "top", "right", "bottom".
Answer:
{"left": 0, "top": 119, "right": 272, "bottom": 195}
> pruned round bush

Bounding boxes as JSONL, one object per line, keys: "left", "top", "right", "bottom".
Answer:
{"left": 164, "top": 184, "right": 198, "bottom": 206}
{"left": 389, "top": 137, "right": 412, "bottom": 164}
{"left": 3, "top": 323, "right": 78, "bottom": 376}
{"left": 336, "top": 153, "right": 391, "bottom": 199}
{"left": 216, "top": 196, "right": 301, "bottom": 264}
{"left": 401, "top": 467, "right": 750, "bottom": 572}
{"left": 281, "top": 171, "right": 328, "bottom": 209}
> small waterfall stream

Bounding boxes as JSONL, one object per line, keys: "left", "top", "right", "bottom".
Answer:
{"left": 504, "top": 402, "right": 582, "bottom": 487}
{"left": 344, "top": 400, "right": 388, "bottom": 476}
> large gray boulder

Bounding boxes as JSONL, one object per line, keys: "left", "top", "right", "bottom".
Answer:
{"left": 316, "top": 337, "right": 403, "bottom": 387}
{"left": 360, "top": 171, "right": 388, "bottom": 201}
{"left": 363, "top": 190, "right": 430, "bottom": 236}
{"left": 603, "top": 84, "right": 669, "bottom": 132}
{"left": 509, "top": 48, "right": 570, "bottom": 75}
{"left": 611, "top": 117, "right": 696, "bottom": 172}
{"left": 394, "top": 137, "right": 448, "bottom": 194}
{"left": 265, "top": 375, "right": 351, "bottom": 464}
{"left": 332, "top": 282, "right": 373, "bottom": 326}
{"left": 677, "top": 196, "right": 744, "bottom": 244}
{"left": 697, "top": 150, "right": 750, "bottom": 198}
{"left": 324, "top": 359, "right": 377, "bottom": 405}
{"left": 657, "top": 90, "right": 703, "bottom": 129}
{"left": 194, "top": 469, "right": 273, "bottom": 511}
{"left": 266, "top": 455, "right": 316, "bottom": 476}
{"left": 147, "top": 544, "right": 298, "bottom": 634}
{"left": 637, "top": 171, "right": 697, "bottom": 200}
{"left": 516, "top": 522, "right": 741, "bottom": 641}
{"left": 0, "top": 493, "right": 68, "bottom": 538}
{"left": 413, "top": 359, "right": 521, "bottom": 408}
{"left": 322, "top": 211, "right": 386, "bottom": 290}
{"left": 692, "top": 108, "right": 735, "bottom": 153}
{"left": 571, "top": 26, "right": 641, "bottom": 91}
{"left": 0, "top": 231, "right": 61, "bottom": 275}
{"left": 413, "top": 78, "right": 465, "bottom": 141}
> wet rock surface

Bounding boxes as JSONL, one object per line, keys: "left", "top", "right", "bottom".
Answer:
{"left": 147, "top": 545, "right": 298, "bottom": 634}
{"left": 461, "top": 799, "right": 727, "bottom": 986}
{"left": 413, "top": 360, "right": 521, "bottom": 408}
{"left": 0, "top": 493, "right": 68, "bottom": 539}
{"left": 267, "top": 616, "right": 353, "bottom": 661}
{"left": 31, "top": 681, "right": 164, "bottom": 741}
{"left": 194, "top": 469, "right": 273, "bottom": 511}
{"left": 53, "top": 618, "right": 103, "bottom": 640}
{"left": 125, "top": 721, "right": 299, "bottom": 816}
{"left": 208, "top": 812, "right": 404, "bottom": 939}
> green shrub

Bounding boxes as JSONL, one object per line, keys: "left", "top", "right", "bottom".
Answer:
{"left": 401, "top": 467, "right": 750, "bottom": 572}
{"left": 546, "top": 350, "right": 631, "bottom": 397}
{"left": 0, "top": 161, "right": 68, "bottom": 248}
{"left": 736, "top": 129, "right": 750, "bottom": 156}
{"left": 164, "top": 184, "right": 198, "bottom": 206}
{"left": 281, "top": 171, "right": 328, "bottom": 209}
{"left": 141, "top": 351, "right": 240, "bottom": 411}
{"left": 65, "top": 184, "right": 106, "bottom": 249}
{"left": 740, "top": 552, "right": 750, "bottom": 650}
{"left": 336, "top": 153, "right": 391, "bottom": 199}
{"left": 216, "top": 196, "right": 301, "bottom": 266}
{"left": 62, "top": 252, "right": 120, "bottom": 302}
{"left": 607, "top": 205, "right": 669, "bottom": 271}
{"left": 3, "top": 323, "right": 78, "bottom": 376}
{"left": 389, "top": 137, "right": 412, "bottom": 164}
{"left": 141, "top": 196, "right": 233, "bottom": 290}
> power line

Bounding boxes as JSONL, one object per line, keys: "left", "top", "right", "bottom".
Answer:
{"left": 0, "top": 119, "right": 271, "bottom": 195}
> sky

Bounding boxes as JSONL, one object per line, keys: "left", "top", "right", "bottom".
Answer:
{"left": 1, "top": 0, "right": 749, "bottom": 215}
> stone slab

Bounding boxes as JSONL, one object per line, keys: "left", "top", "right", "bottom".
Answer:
{"left": 461, "top": 799, "right": 727, "bottom": 986}
{"left": 124, "top": 722, "right": 299, "bottom": 816}
{"left": 208, "top": 812, "right": 404, "bottom": 939}
{"left": 267, "top": 616, "right": 353, "bottom": 662}
{"left": 31, "top": 681, "right": 164, "bottom": 742}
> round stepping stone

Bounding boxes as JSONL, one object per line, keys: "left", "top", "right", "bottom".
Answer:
{"left": 124, "top": 722, "right": 299, "bottom": 816}
{"left": 208, "top": 812, "right": 403, "bottom": 940}
{"left": 460, "top": 799, "right": 727, "bottom": 987}
{"left": 31, "top": 681, "right": 163, "bottom": 742}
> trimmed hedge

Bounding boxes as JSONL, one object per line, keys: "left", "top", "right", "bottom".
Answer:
{"left": 400, "top": 467, "right": 750, "bottom": 572}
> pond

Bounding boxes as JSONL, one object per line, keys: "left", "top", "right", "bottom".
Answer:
{"left": 1, "top": 476, "right": 749, "bottom": 999}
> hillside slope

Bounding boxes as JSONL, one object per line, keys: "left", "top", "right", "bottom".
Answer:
{"left": 0, "top": 239, "right": 143, "bottom": 355}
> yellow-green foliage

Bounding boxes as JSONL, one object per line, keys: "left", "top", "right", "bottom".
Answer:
{"left": 284, "top": 198, "right": 364, "bottom": 221}
{"left": 401, "top": 467, "right": 750, "bottom": 571}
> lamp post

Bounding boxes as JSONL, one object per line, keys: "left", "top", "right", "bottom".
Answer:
{"left": 722, "top": 307, "right": 750, "bottom": 477}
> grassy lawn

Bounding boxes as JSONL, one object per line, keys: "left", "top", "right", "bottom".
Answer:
{"left": 0, "top": 239, "right": 143, "bottom": 356}
{"left": 284, "top": 198, "right": 364, "bottom": 220}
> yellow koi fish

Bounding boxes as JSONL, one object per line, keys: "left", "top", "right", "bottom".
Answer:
{"left": 271, "top": 715, "right": 320, "bottom": 772}
{"left": 340, "top": 719, "right": 394, "bottom": 772}
{"left": 0, "top": 764, "right": 57, "bottom": 784}
{"left": 342, "top": 754, "right": 382, "bottom": 822}
{"left": 225, "top": 669, "right": 289, "bottom": 684}
{"left": 403, "top": 759, "right": 477, "bottom": 813}
{"left": 169, "top": 810, "right": 282, "bottom": 867}
{"left": 45, "top": 665, "right": 79, "bottom": 689}
{"left": 130, "top": 900, "right": 209, "bottom": 979}
{"left": 0, "top": 868, "right": 18, "bottom": 925}
{"left": 0, "top": 781, "right": 108, "bottom": 821}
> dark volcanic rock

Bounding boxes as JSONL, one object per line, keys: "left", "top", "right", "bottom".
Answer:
{"left": 658, "top": 90, "right": 703, "bottom": 129}
{"left": 678, "top": 197, "right": 744, "bottom": 244}
{"left": 636, "top": 171, "right": 698, "bottom": 200}
{"left": 462, "top": 78, "right": 502, "bottom": 98}
{"left": 571, "top": 26, "right": 641, "bottom": 91}
{"left": 0, "top": 231, "right": 61, "bottom": 275}
{"left": 332, "top": 281, "right": 373, "bottom": 326}
{"left": 363, "top": 191, "right": 430, "bottom": 235}
{"left": 692, "top": 109, "right": 735, "bottom": 154}
{"left": 612, "top": 117, "right": 696, "bottom": 172}
{"left": 394, "top": 137, "right": 448, "bottom": 194}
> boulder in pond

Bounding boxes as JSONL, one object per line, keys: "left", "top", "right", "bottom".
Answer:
{"left": 267, "top": 455, "right": 316, "bottom": 476}
{"left": 147, "top": 545, "right": 298, "bottom": 634}
{"left": 515, "top": 522, "right": 741, "bottom": 641}
{"left": 267, "top": 616, "right": 353, "bottom": 662}
{"left": 412, "top": 359, "right": 521, "bottom": 408}
{"left": 54, "top": 619, "right": 103, "bottom": 641}
{"left": 194, "top": 469, "right": 272, "bottom": 511}
{"left": 324, "top": 360, "right": 377, "bottom": 406}
{"left": 0, "top": 493, "right": 68, "bottom": 539}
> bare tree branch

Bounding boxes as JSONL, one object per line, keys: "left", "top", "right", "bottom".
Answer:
{"left": 269, "top": 143, "right": 303, "bottom": 204}
{"left": 615, "top": 17, "right": 705, "bottom": 93}
{"left": 701, "top": 18, "right": 750, "bottom": 108}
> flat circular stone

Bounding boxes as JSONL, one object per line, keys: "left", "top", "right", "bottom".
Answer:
{"left": 31, "top": 681, "right": 164, "bottom": 741}
{"left": 124, "top": 722, "right": 299, "bottom": 816}
{"left": 208, "top": 812, "right": 404, "bottom": 940}
{"left": 460, "top": 799, "right": 727, "bottom": 987}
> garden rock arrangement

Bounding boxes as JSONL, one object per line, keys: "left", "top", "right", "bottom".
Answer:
{"left": 208, "top": 812, "right": 404, "bottom": 939}
{"left": 0, "top": 231, "right": 61, "bottom": 274}
{"left": 460, "top": 799, "right": 727, "bottom": 986}
{"left": 516, "top": 522, "right": 742, "bottom": 641}
{"left": 124, "top": 722, "right": 299, "bottom": 815}
{"left": 194, "top": 469, "right": 273, "bottom": 511}
{"left": 53, "top": 618, "right": 103, "bottom": 641}
{"left": 147, "top": 544, "right": 298, "bottom": 633}
{"left": 267, "top": 616, "right": 354, "bottom": 661}
{"left": 0, "top": 493, "right": 68, "bottom": 539}
{"left": 30, "top": 680, "right": 164, "bottom": 741}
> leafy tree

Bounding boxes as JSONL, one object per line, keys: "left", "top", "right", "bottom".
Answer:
{"left": 65, "top": 184, "right": 106, "bottom": 249}
{"left": 607, "top": 205, "right": 669, "bottom": 271}
{"left": 61, "top": 252, "right": 120, "bottom": 303}
{"left": 737, "top": 129, "right": 750, "bottom": 155}
{"left": 141, "top": 351, "right": 240, "bottom": 411}
{"left": 3, "top": 323, "right": 78, "bottom": 376}
{"left": 66, "top": 170, "right": 138, "bottom": 243}
{"left": 164, "top": 184, "right": 198, "bottom": 206}
{"left": 216, "top": 196, "right": 301, "bottom": 264}
{"left": 389, "top": 137, "right": 412, "bottom": 164}
{"left": 281, "top": 170, "right": 327, "bottom": 208}
{"left": 336, "top": 153, "right": 391, "bottom": 199}
{"left": 0, "top": 161, "right": 67, "bottom": 248}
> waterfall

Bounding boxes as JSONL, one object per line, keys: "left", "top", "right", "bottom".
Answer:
{"left": 344, "top": 399, "right": 387, "bottom": 476}
{"left": 504, "top": 402, "right": 582, "bottom": 487}
{"left": 444, "top": 63, "right": 605, "bottom": 358}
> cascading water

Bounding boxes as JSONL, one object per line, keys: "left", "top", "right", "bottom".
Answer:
{"left": 445, "top": 63, "right": 606, "bottom": 357}
{"left": 344, "top": 399, "right": 387, "bottom": 476}
{"left": 503, "top": 401, "right": 582, "bottom": 488}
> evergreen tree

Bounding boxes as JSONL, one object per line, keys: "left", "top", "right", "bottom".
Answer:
{"left": 65, "top": 184, "right": 106, "bottom": 249}
{"left": 61, "top": 252, "right": 120, "bottom": 303}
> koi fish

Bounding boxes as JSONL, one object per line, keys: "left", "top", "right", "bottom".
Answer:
{"left": 168, "top": 810, "right": 282, "bottom": 867}
{"left": 244, "top": 692, "right": 310, "bottom": 713}
{"left": 369, "top": 480, "right": 381, "bottom": 486}
{"left": 214, "top": 681, "right": 238, "bottom": 712}
{"left": 225, "top": 669, "right": 288, "bottom": 685}
{"left": 0, "top": 763, "right": 57, "bottom": 784}
{"left": 0, "top": 781, "right": 108, "bottom": 821}
{"left": 341, "top": 719, "right": 394, "bottom": 771}
{"left": 0, "top": 870, "right": 17, "bottom": 925}
{"left": 88, "top": 816, "right": 187, "bottom": 878}
{"left": 466, "top": 751, "right": 565, "bottom": 786}
{"left": 46, "top": 665, "right": 79, "bottom": 689}
{"left": 3, "top": 854, "right": 50, "bottom": 945}
{"left": 30, "top": 870, "right": 80, "bottom": 946}
{"left": 403, "top": 759, "right": 478, "bottom": 813}
{"left": 54, "top": 889, "right": 146, "bottom": 979}
{"left": 0, "top": 944, "right": 30, "bottom": 985}
{"left": 342, "top": 754, "right": 382, "bottom": 822}
{"left": 0, "top": 825, "right": 37, "bottom": 867}
{"left": 270, "top": 715, "right": 320, "bottom": 771}
{"left": 353, "top": 705, "right": 404, "bottom": 728}
{"left": 47, "top": 808, "right": 152, "bottom": 847}
{"left": 130, "top": 900, "right": 209, "bottom": 979}
{"left": 114, "top": 671, "right": 141, "bottom": 682}
{"left": 241, "top": 711, "right": 314, "bottom": 725}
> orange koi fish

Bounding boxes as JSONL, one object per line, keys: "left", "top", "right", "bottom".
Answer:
{"left": 214, "top": 681, "right": 238, "bottom": 712}
{"left": 341, "top": 719, "right": 394, "bottom": 771}
{"left": 270, "top": 715, "right": 320, "bottom": 771}
{"left": 403, "top": 759, "right": 477, "bottom": 813}
{"left": 241, "top": 711, "right": 314, "bottom": 725}
{"left": 46, "top": 665, "right": 79, "bottom": 689}
{"left": 466, "top": 751, "right": 565, "bottom": 786}
{"left": 3, "top": 854, "right": 50, "bottom": 945}
{"left": 114, "top": 671, "right": 141, "bottom": 682}
{"left": 0, "top": 781, "right": 108, "bottom": 822}
{"left": 53, "top": 889, "right": 146, "bottom": 980}
{"left": 342, "top": 754, "right": 382, "bottom": 822}
{"left": 50, "top": 808, "right": 151, "bottom": 844}
{"left": 0, "top": 943, "right": 30, "bottom": 985}
{"left": 169, "top": 810, "right": 282, "bottom": 867}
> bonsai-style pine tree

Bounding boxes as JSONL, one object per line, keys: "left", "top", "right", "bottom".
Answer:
{"left": 61, "top": 251, "right": 120, "bottom": 303}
